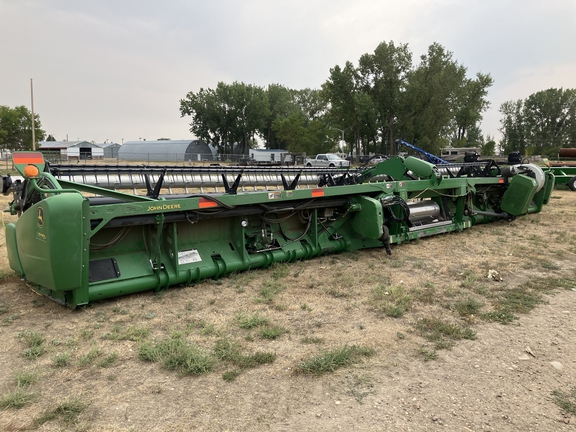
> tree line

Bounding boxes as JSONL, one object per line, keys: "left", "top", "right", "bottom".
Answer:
{"left": 180, "top": 41, "right": 495, "bottom": 157}
{"left": 0, "top": 105, "right": 45, "bottom": 151}
{"left": 499, "top": 88, "right": 576, "bottom": 158}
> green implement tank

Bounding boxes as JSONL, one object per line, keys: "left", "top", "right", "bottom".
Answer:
{"left": 3, "top": 152, "right": 554, "bottom": 308}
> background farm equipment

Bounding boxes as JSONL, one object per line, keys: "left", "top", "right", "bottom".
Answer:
{"left": 3, "top": 151, "right": 554, "bottom": 308}
{"left": 545, "top": 148, "right": 576, "bottom": 191}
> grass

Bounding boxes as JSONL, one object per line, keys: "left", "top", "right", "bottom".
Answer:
{"left": 213, "top": 338, "right": 276, "bottom": 378}
{"left": 34, "top": 397, "right": 90, "bottom": 426}
{"left": 371, "top": 284, "right": 412, "bottom": 318}
{"left": 414, "top": 318, "right": 476, "bottom": 351}
{"left": 102, "top": 324, "right": 150, "bottom": 341}
{"left": 18, "top": 330, "right": 47, "bottom": 359}
{"left": 552, "top": 386, "right": 576, "bottom": 416}
{"left": 0, "top": 388, "right": 35, "bottom": 409}
{"left": 14, "top": 370, "right": 40, "bottom": 387}
{"left": 294, "top": 344, "right": 375, "bottom": 375}
{"left": 481, "top": 287, "right": 546, "bottom": 324}
{"left": 453, "top": 297, "right": 484, "bottom": 316}
{"left": 255, "top": 280, "right": 285, "bottom": 303}
{"left": 52, "top": 352, "right": 72, "bottom": 367}
{"left": 259, "top": 325, "right": 287, "bottom": 340}
{"left": 236, "top": 312, "right": 270, "bottom": 329}
{"left": 138, "top": 338, "right": 217, "bottom": 376}
{"left": 78, "top": 347, "right": 103, "bottom": 367}
{"left": 99, "top": 352, "right": 119, "bottom": 368}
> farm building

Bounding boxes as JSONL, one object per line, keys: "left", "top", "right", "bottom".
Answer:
{"left": 96, "top": 142, "right": 121, "bottom": 159}
{"left": 38, "top": 140, "right": 104, "bottom": 160}
{"left": 118, "top": 140, "right": 213, "bottom": 162}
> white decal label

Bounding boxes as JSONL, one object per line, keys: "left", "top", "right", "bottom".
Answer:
{"left": 178, "top": 249, "right": 202, "bottom": 265}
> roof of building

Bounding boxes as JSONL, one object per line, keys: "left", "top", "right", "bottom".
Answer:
{"left": 119, "top": 140, "right": 210, "bottom": 155}
{"left": 39, "top": 140, "right": 92, "bottom": 149}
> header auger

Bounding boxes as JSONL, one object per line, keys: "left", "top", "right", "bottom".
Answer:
{"left": 3, "top": 152, "right": 554, "bottom": 308}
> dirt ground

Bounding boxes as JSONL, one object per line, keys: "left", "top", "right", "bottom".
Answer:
{"left": 0, "top": 187, "right": 575, "bottom": 431}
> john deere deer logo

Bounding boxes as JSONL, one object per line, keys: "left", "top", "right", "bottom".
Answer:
{"left": 37, "top": 207, "right": 44, "bottom": 227}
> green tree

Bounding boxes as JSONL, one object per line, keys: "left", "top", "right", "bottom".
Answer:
{"left": 523, "top": 88, "right": 576, "bottom": 156}
{"left": 180, "top": 82, "right": 268, "bottom": 154}
{"left": 451, "top": 73, "right": 493, "bottom": 146}
{"left": 0, "top": 105, "right": 46, "bottom": 151}
{"left": 499, "top": 99, "right": 527, "bottom": 155}
{"left": 260, "top": 84, "right": 295, "bottom": 149}
{"left": 272, "top": 112, "right": 331, "bottom": 154}
{"left": 322, "top": 61, "right": 365, "bottom": 156}
{"left": 358, "top": 41, "right": 412, "bottom": 154}
{"left": 399, "top": 43, "right": 467, "bottom": 155}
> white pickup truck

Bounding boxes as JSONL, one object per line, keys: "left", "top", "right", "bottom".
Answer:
{"left": 305, "top": 153, "right": 350, "bottom": 168}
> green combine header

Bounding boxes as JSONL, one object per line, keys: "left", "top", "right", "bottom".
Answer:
{"left": 3, "top": 152, "right": 554, "bottom": 308}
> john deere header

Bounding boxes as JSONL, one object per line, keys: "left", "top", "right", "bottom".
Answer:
{"left": 3, "top": 152, "right": 554, "bottom": 308}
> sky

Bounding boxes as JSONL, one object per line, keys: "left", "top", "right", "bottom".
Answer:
{"left": 1, "top": 0, "right": 575, "bottom": 146}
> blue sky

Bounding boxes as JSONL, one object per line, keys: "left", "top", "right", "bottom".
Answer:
{"left": 1, "top": 0, "right": 575, "bottom": 145}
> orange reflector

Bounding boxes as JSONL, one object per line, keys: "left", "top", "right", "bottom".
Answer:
{"left": 198, "top": 197, "right": 218, "bottom": 208}
{"left": 13, "top": 152, "right": 44, "bottom": 165}
{"left": 311, "top": 188, "right": 325, "bottom": 197}
{"left": 24, "top": 164, "right": 40, "bottom": 178}
{"left": 499, "top": 179, "right": 504, "bottom": 184}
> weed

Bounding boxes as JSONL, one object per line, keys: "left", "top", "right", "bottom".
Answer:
{"left": 138, "top": 338, "right": 216, "bottom": 376}
{"left": 414, "top": 317, "right": 476, "bottom": 350}
{"left": 78, "top": 348, "right": 103, "bottom": 367}
{"left": 301, "top": 336, "right": 324, "bottom": 344}
{"left": 271, "top": 262, "right": 291, "bottom": 280}
{"left": 372, "top": 284, "right": 412, "bottom": 318}
{"left": 481, "top": 310, "right": 518, "bottom": 325}
{"left": 34, "top": 397, "right": 90, "bottom": 426}
{"left": 413, "top": 283, "right": 436, "bottom": 304}
{"left": 418, "top": 346, "right": 439, "bottom": 362}
{"left": 523, "top": 276, "right": 576, "bottom": 293}
{"left": 300, "top": 303, "right": 312, "bottom": 312}
{"left": 259, "top": 325, "right": 287, "bottom": 340}
{"left": 552, "top": 386, "right": 576, "bottom": 416}
{"left": 98, "top": 353, "right": 119, "bottom": 368}
{"left": 213, "top": 338, "right": 276, "bottom": 371}
{"left": 222, "top": 370, "right": 242, "bottom": 381}
{"left": 0, "top": 388, "right": 35, "bottom": 409}
{"left": 255, "top": 280, "right": 285, "bottom": 303}
{"left": 454, "top": 297, "right": 484, "bottom": 316}
{"left": 540, "top": 260, "right": 560, "bottom": 271}
{"left": 80, "top": 328, "right": 94, "bottom": 340}
{"left": 0, "top": 301, "right": 8, "bottom": 315}
{"left": 459, "top": 270, "right": 479, "bottom": 289}
{"left": 18, "top": 330, "right": 46, "bottom": 359}
{"left": 14, "top": 370, "right": 39, "bottom": 387}
{"left": 102, "top": 324, "right": 150, "bottom": 341}
{"left": 294, "top": 344, "right": 375, "bottom": 375}
{"left": 345, "top": 373, "right": 374, "bottom": 403}
{"left": 52, "top": 352, "right": 72, "bottom": 367}
{"left": 201, "top": 323, "right": 217, "bottom": 336}
{"left": 236, "top": 313, "right": 269, "bottom": 329}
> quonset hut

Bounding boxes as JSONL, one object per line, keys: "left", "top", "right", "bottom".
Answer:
{"left": 118, "top": 140, "right": 213, "bottom": 162}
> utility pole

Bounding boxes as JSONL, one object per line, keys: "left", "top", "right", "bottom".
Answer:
{"left": 30, "top": 79, "right": 36, "bottom": 150}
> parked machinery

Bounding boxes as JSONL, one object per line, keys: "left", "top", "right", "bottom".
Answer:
{"left": 545, "top": 148, "right": 576, "bottom": 191}
{"left": 3, "top": 152, "right": 554, "bottom": 308}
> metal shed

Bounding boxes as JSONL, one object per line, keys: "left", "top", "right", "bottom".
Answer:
{"left": 96, "top": 142, "right": 121, "bottom": 159}
{"left": 119, "top": 140, "right": 212, "bottom": 162}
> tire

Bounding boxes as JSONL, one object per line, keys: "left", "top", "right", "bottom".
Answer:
{"left": 306, "top": 163, "right": 312, "bottom": 167}
{"left": 568, "top": 176, "right": 576, "bottom": 191}
{"left": 329, "top": 163, "right": 335, "bottom": 168}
